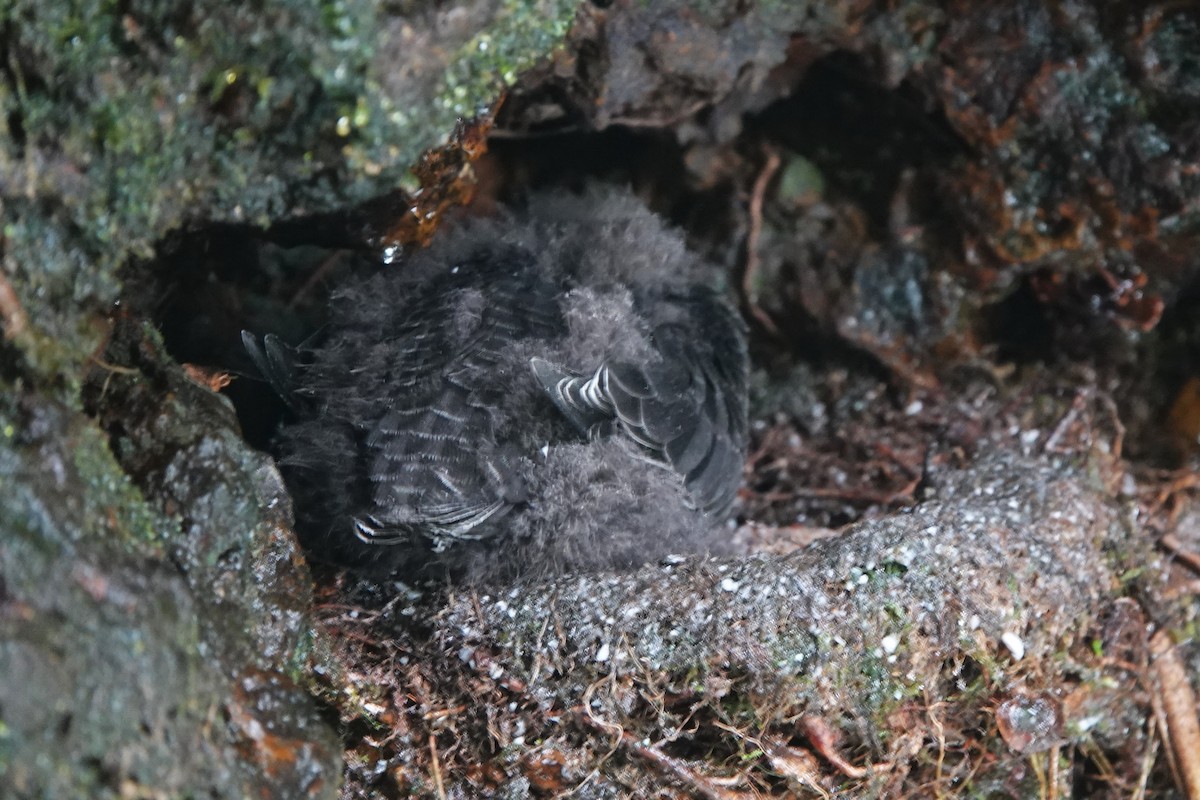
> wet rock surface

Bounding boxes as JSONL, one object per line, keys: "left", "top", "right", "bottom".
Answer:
{"left": 445, "top": 452, "right": 1123, "bottom": 691}
{"left": 392, "top": 448, "right": 1144, "bottom": 797}
{"left": 0, "top": 388, "right": 340, "bottom": 798}
{"left": 1, "top": 0, "right": 583, "bottom": 795}
{"left": 2, "top": 0, "right": 1199, "bottom": 797}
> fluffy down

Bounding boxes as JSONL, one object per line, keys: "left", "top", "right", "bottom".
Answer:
{"left": 247, "top": 186, "right": 749, "bottom": 582}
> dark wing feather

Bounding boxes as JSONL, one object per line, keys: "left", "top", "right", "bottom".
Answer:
{"left": 348, "top": 253, "right": 565, "bottom": 549}
{"left": 241, "top": 331, "right": 300, "bottom": 408}
{"left": 535, "top": 286, "right": 748, "bottom": 516}
{"left": 275, "top": 247, "right": 566, "bottom": 562}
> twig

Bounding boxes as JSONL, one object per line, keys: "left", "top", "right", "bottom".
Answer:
{"left": 1160, "top": 534, "right": 1200, "bottom": 577}
{"left": 575, "top": 707, "right": 753, "bottom": 800}
{"left": 1144, "top": 470, "right": 1200, "bottom": 531}
{"left": 1150, "top": 630, "right": 1200, "bottom": 799}
{"left": 428, "top": 733, "right": 447, "bottom": 800}
{"left": 0, "top": 270, "right": 29, "bottom": 339}
{"left": 527, "top": 600, "right": 554, "bottom": 688}
{"left": 422, "top": 705, "right": 467, "bottom": 721}
{"left": 711, "top": 720, "right": 830, "bottom": 797}
{"left": 1095, "top": 390, "right": 1125, "bottom": 462}
{"left": 1150, "top": 660, "right": 1182, "bottom": 794}
{"left": 88, "top": 356, "right": 139, "bottom": 375}
{"left": 742, "top": 148, "right": 782, "bottom": 336}
{"left": 1162, "top": 579, "right": 1200, "bottom": 601}
{"left": 1032, "top": 751, "right": 1049, "bottom": 800}
{"left": 321, "top": 627, "right": 383, "bottom": 646}
{"left": 1133, "top": 722, "right": 1160, "bottom": 800}
{"left": 289, "top": 250, "right": 346, "bottom": 308}
{"left": 602, "top": 99, "right": 711, "bottom": 129}
{"left": 928, "top": 696, "right": 947, "bottom": 796}
{"left": 799, "top": 715, "right": 869, "bottom": 779}
{"left": 1047, "top": 743, "right": 1060, "bottom": 800}
{"left": 784, "top": 475, "right": 920, "bottom": 506}
{"left": 1044, "top": 392, "right": 1086, "bottom": 453}
{"left": 88, "top": 354, "right": 141, "bottom": 403}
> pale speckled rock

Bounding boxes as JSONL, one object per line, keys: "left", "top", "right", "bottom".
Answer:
{"left": 439, "top": 449, "right": 1130, "bottom": 723}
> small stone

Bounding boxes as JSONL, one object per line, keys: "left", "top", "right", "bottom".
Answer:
{"left": 1000, "top": 631, "right": 1025, "bottom": 661}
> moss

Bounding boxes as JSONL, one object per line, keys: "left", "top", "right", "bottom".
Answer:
{"left": 0, "top": 378, "right": 341, "bottom": 797}
{"left": 2, "top": 0, "right": 582, "bottom": 390}
{"left": 350, "top": 0, "right": 580, "bottom": 189}
{"left": 68, "top": 422, "right": 168, "bottom": 551}
{"left": 0, "top": 385, "right": 166, "bottom": 554}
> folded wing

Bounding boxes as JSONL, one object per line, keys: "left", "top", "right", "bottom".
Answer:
{"left": 533, "top": 287, "right": 748, "bottom": 516}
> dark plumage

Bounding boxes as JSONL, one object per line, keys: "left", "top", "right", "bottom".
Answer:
{"left": 246, "top": 188, "right": 748, "bottom": 582}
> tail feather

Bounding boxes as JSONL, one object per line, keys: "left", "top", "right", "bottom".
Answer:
{"left": 242, "top": 330, "right": 299, "bottom": 408}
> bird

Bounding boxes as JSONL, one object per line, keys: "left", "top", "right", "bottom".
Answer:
{"left": 244, "top": 187, "right": 749, "bottom": 583}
